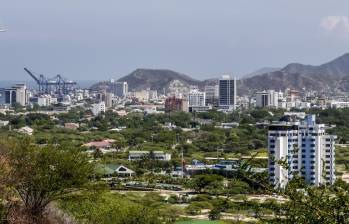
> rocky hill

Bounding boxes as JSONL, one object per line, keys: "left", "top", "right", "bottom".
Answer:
{"left": 117, "top": 68, "right": 202, "bottom": 91}
{"left": 239, "top": 53, "right": 349, "bottom": 94}
{"left": 90, "top": 53, "right": 349, "bottom": 95}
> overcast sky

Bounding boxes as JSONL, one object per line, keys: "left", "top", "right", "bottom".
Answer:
{"left": 1, "top": 0, "right": 349, "bottom": 81}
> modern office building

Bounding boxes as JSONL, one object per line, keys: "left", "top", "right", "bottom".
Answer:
{"left": 1, "top": 84, "right": 28, "bottom": 106}
{"left": 218, "top": 75, "right": 236, "bottom": 110}
{"left": 115, "top": 82, "right": 128, "bottom": 98}
{"left": 268, "top": 114, "right": 336, "bottom": 188}
{"left": 256, "top": 90, "right": 279, "bottom": 108}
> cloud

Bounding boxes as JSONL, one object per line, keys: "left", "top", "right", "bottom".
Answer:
{"left": 321, "top": 16, "right": 349, "bottom": 34}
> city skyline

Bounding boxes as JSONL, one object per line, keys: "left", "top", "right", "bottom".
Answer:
{"left": 1, "top": 0, "right": 349, "bottom": 81}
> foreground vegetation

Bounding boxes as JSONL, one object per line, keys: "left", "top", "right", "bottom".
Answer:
{"left": 2, "top": 108, "right": 349, "bottom": 223}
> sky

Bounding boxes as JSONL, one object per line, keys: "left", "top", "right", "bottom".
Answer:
{"left": 1, "top": 0, "right": 349, "bottom": 81}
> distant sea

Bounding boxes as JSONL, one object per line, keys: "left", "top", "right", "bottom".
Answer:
{"left": 0, "top": 80, "right": 98, "bottom": 89}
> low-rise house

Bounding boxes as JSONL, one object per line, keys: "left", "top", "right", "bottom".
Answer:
{"left": 0, "top": 120, "right": 9, "bottom": 127}
{"left": 95, "top": 164, "right": 135, "bottom": 177}
{"left": 17, "top": 126, "right": 33, "bottom": 135}
{"left": 82, "top": 139, "right": 116, "bottom": 149}
{"left": 128, "top": 151, "right": 171, "bottom": 161}
{"left": 64, "top": 122, "right": 79, "bottom": 129}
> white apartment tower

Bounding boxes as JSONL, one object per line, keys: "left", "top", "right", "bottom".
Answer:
{"left": 92, "top": 101, "right": 106, "bottom": 116}
{"left": 115, "top": 82, "right": 128, "bottom": 98}
{"left": 218, "top": 75, "right": 236, "bottom": 111}
{"left": 268, "top": 114, "right": 336, "bottom": 188}
{"left": 188, "top": 89, "right": 206, "bottom": 107}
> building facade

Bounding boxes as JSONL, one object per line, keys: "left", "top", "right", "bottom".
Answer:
{"left": 204, "top": 84, "right": 219, "bottom": 106}
{"left": 218, "top": 75, "right": 236, "bottom": 110}
{"left": 92, "top": 101, "right": 106, "bottom": 116}
{"left": 256, "top": 90, "right": 279, "bottom": 108}
{"left": 115, "top": 82, "right": 128, "bottom": 98}
{"left": 268, "top": 114, "right": 336, "bottom": 188}
{"left": 165, "top": 96, "right": 189, "bottom": 112}
{"left": 1, "top": 84, "right": 28, "bottom": 106}
{"left": 188, "top": 89, "right": 205, "bottom": 107}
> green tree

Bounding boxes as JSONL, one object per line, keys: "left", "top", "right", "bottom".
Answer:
{"left": 187, "top": 174, "right": 224, "bottom": 193}
{"left": 0, "top": 137, "right": 93, "bottom": 220}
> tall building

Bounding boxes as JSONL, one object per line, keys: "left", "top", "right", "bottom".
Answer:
{"left": 268, "top": 114, "right": 336, "bottom": 188}
{"left": 188, "top": 89, "right": 205, "bottom": 107}
{"left": 14, "top": 84, "right": 27, "bottom": 106}
{"left": 105, "top": 92, "right": 114, "bottom": 108}
{"left": 115, "top": 82, "right": 128, "bottom": 98}
{"left": 4, "top": 87, "right": 16, "bottom": 105}
{"left": 204, "top": 85, "right": 219, "bottom": 106}
{"left": 256, "top": 90, "right": 279, "bottom": 108}
{"left": 165, "top": 96, "right": 189, "bottom": 112}
{"left": 92, "top": 101, "right": 106, "bottom": 116}
{"left": 219, "top": 75, "right": 236, "bottom": 110}
{"left": 1, "top": 84, "right": 28, "bottom": 106}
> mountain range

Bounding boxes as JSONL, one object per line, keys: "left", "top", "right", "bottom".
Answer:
{"left": 90, "top": 53, "right": 349, "bottom": 95}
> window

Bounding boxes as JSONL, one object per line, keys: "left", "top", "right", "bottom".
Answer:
{"left": 310, "top": 144, "right": 315, "bottom": 147}
{"left": 302, "top": 144, "right": 306, "bottom": 147}
{"left": 310, "top": 150, "right": 315, "bottom": 153}
{"left": 292, "top": 166, "right": 298, "bottom": 169}
{"left": 270, "top": 145, "right": 275, "bottom": 148}
{"left": 326, "top": 144, "right": 331, "bottom": 147}
{"left": 302, "top": 155, "right": 306, "bottom": 158}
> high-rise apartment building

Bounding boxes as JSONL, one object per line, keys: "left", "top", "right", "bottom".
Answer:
{"left": 268, "top": 114, "right": 336, "bottom": 188}
{"left": 256, "top": 90, "right": 279, "bottom": 108}
{"left": 219, "top": 75, "right": 236, "bottom": 111}
{"left": 165, "top": 96, "right": 189, "bottom": 112}
{"left": 205, "top": 85, "right": 219, "bottom": 106}
{"left": 14, "top": 84, "right": 27, "bottom": 106}
{"left": 92, "top": 101, "right": 106, "bottom": 116}
{"left": 115, "top": 82, "right": 128, "bottom": 98}
{"left": 188, "top": 89, "right": 205, "bottom": 107}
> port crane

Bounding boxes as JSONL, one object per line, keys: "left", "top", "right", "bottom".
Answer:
{"left": 24, "top": 67, "right": 76, "bottom": 95}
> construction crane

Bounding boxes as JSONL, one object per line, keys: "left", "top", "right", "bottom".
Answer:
{"left": 24, "top": 67, "right": 77, "bottom": 96}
